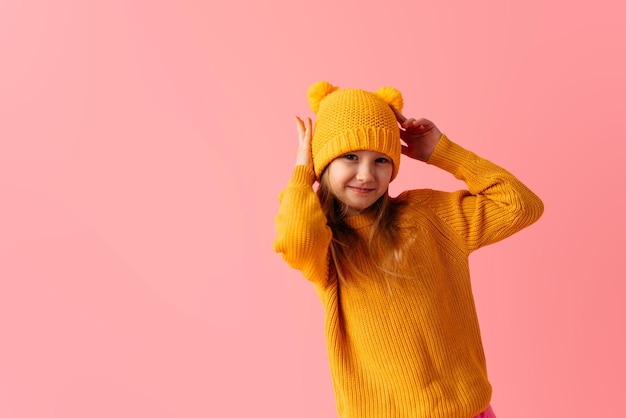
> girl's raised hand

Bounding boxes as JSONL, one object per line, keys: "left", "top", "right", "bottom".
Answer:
{"left": 390, "top": 106, "right": 442, "bottom": 162}
{"left": 295, "top": 116, "right": 314, "bottom": 169}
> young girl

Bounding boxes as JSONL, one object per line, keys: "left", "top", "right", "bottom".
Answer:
{"left": 273, "top": 81, "right": 544, "bottom": 418}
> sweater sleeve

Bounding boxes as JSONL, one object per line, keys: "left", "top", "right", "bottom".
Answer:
{"left": 424, "top": 135, "right": 544, "bottom": 253}
{"left": 273, "top": 165, "right": 333, "bottom": 285}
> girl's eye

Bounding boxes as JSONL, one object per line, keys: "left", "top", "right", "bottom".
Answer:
{"left": 376, "top": 157, "right": 390, "bottom": 163}
{"left": 343, "top": 154, "right": 358, "bottom": 161}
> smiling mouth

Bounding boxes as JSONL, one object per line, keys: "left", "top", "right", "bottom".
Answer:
{"left": 348, "top": 186, "right": 375, "bottom": 194}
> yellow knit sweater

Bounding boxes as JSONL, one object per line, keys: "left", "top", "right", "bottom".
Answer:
{"left": 273, "top": 136, "right": 544, "bottom": 418}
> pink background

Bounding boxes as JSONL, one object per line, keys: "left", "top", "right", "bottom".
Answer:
{"left": 1, "top": 0, "right": 624, "bottom": 416}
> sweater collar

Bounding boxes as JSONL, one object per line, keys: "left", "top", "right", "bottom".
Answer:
{"left": 343, "top": 211, "right": 375, "bottom": 230}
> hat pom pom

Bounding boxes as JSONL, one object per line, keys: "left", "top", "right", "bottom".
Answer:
{"left": 307, "top": 81, "right": 339, "bottom": 114}
{"left": 376, "top": 86, "right": 403, "bottom": 114}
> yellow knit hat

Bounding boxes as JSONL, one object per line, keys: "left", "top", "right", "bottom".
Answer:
{"left": 307, "top": 81, "right": 403, "bottom": 181}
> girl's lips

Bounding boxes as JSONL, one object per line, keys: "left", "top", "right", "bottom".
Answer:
{"left": 348, "top": 186, "right": 375, "bottom": 194}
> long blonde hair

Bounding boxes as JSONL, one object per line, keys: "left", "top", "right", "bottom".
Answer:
{"left": 317, "top": 171, "right": 406, "bottom": 284}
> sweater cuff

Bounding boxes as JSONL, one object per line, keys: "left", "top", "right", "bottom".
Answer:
{"left": 288, "top": 165, "right": 316, "bottom": 187}
{"left": 426, "top": 134, "right": 474, "bottom": 177}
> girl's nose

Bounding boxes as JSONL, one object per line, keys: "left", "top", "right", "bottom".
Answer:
{"left": 356, "top": 163, "right": 375, "bottom": 182}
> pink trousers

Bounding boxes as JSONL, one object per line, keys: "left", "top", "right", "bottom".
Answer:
{"left": 474, "top": 405, "right": 496, "bottom": 418}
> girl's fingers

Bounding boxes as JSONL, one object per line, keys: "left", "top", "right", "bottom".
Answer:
{"left": 296, "top": 117, "right": 313, "bottom": 144}
{"left": 390, "top": 105, "right": 407, "bottom": 123}
{"left": 402, "top": 118, "right": 418, "bottom": 129}
{"left": 404, "top": 119, "right": 434, "bottom": 132}
{"left": 295, "top": 117, "right": 305, "bottom": 141}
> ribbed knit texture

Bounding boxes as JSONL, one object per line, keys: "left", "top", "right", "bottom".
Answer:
{"left": 273, "top": 136, "right": 544, "bottom": 418}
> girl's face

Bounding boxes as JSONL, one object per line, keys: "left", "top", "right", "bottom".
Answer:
{"left": 325, "top": 150, "right": 393, "bottom": 215}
